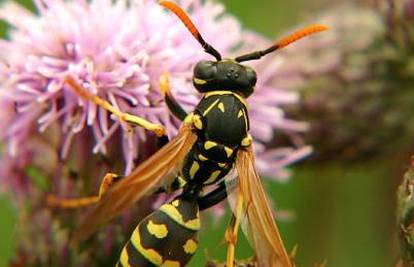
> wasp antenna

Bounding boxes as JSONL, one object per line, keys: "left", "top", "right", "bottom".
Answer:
{"left": 275, "top": 24, "right": 329, "bottom": 49}
{"left": 235, "top": 24, "right": 329, "bottom": 62}
{"left": 159, "top": 0, "right": 222, "bottom": 61}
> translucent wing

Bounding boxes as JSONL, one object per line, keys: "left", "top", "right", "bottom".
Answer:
{"left": 235, "top": 146, "right": 294, "bottom": 267}
{"left": 72, "top": 124, "right": 197, "bottom": 244}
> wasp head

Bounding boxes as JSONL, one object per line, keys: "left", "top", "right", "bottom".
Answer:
{"left": 193, "top": 60, "right": 257, "bottom": 98}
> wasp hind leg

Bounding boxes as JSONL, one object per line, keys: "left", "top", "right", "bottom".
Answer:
{"left": 197, "top": 181, "right": 228, "bottom": 211}
{"left": 47, "top": 173, "right": 123, "bottom": 209}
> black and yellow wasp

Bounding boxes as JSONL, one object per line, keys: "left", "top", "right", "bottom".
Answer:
{"left": 49, "top": 1, "right": 327, "bottom": 266}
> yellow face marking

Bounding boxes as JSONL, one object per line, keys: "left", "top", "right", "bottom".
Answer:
{"left": 131, "top": 228, "right": 163, "bottom": 265}
{"left": 189, "top": 161, "right": 200, "bottom": 179}
{"left": 193, "top": 114, "right": 203, "bottom": 130}
{"left": 238, "top": 110, "right": 244, "bottom": 118}
{"left": 172, "top": 200, "right": 180, "bottom": 207}
{"left": 159, "top": 204, "right": 201, "bottom": 230}
{"left": 162, "top": 260, "right": 181, "bottom": 267}
{"left": 147, "top": 220, "right": 168, "bottom": 239}
{"left": 204, "top": 90, "right": 249, "bottom": 108}
{"left": 198, "top": 154, "right": 208, "bottom": 161}
{"left": 241, "top": 134, "right": 252, "bottom": 147}
{"left": 183, "top": 239, "right": 198, "bottom": 254}
{"left": 193, "top": 78, "right": 207, "bottom": 85}
{"left": 120, "top": 247, "right": 129, "bottom": 267}
{"left": 224, "top": 147, "right": 233, "bottom": 158}
{"left": 217, "top": 102, "right": 225, "bottom": 113}
{"left": 205, "top": 170, "right": 221, "bottom": 184}
{"left": 203, "top": 99, "right": 221, "bottom": 116}
{"left": 204, "top": 141, "right": 217, "bottom": 150}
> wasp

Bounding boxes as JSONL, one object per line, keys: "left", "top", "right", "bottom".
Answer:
{"left": 48, "top": 1, "right": 327, "bottom": 266}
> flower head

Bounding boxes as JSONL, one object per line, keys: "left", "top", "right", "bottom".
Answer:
{"left": 0, "top": 0, "right": 308, "bottom": 177}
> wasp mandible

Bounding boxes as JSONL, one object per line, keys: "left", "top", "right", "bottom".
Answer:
{"left": 49, "top": 1, "right": 328, "bottom": 266}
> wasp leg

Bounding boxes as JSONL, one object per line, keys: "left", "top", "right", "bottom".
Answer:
{"left": 157, "top": 134, "right": 170, "bottom": 148}
{"left": 225, "top": 190, "right": 244, "bottom": 267}
{"left": 198, "top": 181, "right": 228, "bottom": 211}
{"left": 159, "top": 73, "right": 188, "bottom": 121}
{"left": 47, "top": 173, "right": 123, "bottom": 209}
{"left": 64, "top": 76, "right": 167, "bottom": 139}
{"left": 153, "top": 175, "right": 187, "bottom": 195}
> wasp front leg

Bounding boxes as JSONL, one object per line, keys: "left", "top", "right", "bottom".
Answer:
{"left": 64, "top": 76, "right": 168, "bottom": 143}
{"left": 159, "top": 73, "right": 188, "bottom": 121}
{"left": 47, "top": 173, "right": 122, "bottom": 209}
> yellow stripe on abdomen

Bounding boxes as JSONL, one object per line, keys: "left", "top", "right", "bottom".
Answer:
{"left": 130, "top": 228, "right": 163, "bottom": 266}
{"left": 159, "top": 203, "right": 200, "bottom": 231}
{"left": 119, "top": 248, "right": 130, "bottom": 267}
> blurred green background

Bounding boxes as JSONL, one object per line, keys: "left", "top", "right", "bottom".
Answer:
{"left": 0, "top": 0, "right": 402, "bottom": 266}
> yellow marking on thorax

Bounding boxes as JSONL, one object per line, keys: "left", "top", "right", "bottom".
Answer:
{"left": 162, "top": 260, "right": 181, "bottom": 267}
{"left": 218, "top": 162, "right": 227, "bottom": 168}
{"left": 218, "top": 102, "right": 225, "bottom": 112}
{"left": 119, "top": 247, "right": 129, "bottom": 267}
{"left": 198, "top": 154, "right": 208, "bottom": 161}
{"left": 205, "top": 170, "right": 221, "bottom": 184}
{"left": 193, "top": 114, "right": 203, "bottom": 130}
{"left": 189, "top": 161, "right": 200, "bottom": 178}
{"left": 131, "top": 228, "right": 163, "bottom": 265}
{"left": 172, "top": 200, "right": 180, "bottom": 207}
{"left": 159, "top": 204, "right": 201, "bottom": 230}
{"left": 183, "top": 239, "right": 198, "bottom": 254}
{"left": 147, "top": 220, "right": 169, "bottom": 239}
{"left": 177, "top": 176, "right": 187, "bottom": 187}
{"left": 241, "top": 108, "right": 249, "bottom": 132}
{"left": 203, "top": 99, "right": 221, "bottom": 116}
{"left": 204, "top": 90, "right": 249, "bottom": 109}
{"left": 241, "top": 134, "right": 252, "bottom": 147}
{"left": 238, "top": 110, "right": 244, "bottom": 118}
{"left": 204, "top": 141, "right": 218, "bottom": 150}
{"left": 224, "top": 147, "right": 233, "bottom": 158}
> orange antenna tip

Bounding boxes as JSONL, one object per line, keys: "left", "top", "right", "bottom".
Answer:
{"left": 275, "top": 24, "right": 329, "bottom": 49}
{"left": 235, "top": 24, "right": 329, "bottom": 62}
{"left": 159, "top": 0, "right": 200, "bottom": 41}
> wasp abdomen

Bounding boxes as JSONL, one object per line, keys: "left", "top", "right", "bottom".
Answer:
{"left": 117, "top": 198, "right": 200, "bottom": 267}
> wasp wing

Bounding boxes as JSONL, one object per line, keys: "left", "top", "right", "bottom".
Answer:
{"left": 235, "top": 146, "right": 293, "bottom": 267}
{"left": 72, "top": 124, "right": 197, "bottom": 244}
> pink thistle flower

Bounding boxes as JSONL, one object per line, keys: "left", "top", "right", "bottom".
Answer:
{"left": 0, "top": 0, "right": 309, "bottom": 179}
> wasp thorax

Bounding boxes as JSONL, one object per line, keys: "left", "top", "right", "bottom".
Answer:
{"left": 193, "top": 60, "right": 257, "bottom": 98}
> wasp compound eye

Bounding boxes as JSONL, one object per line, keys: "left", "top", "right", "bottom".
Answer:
{"left": 193, "top": 60, "right": 218, "bottom": 92}
{"left": 246, "top": 68, "right": 257, "bottom": 87}
{"left": 194, "top": 60, "right": 217, "bottom": 81}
